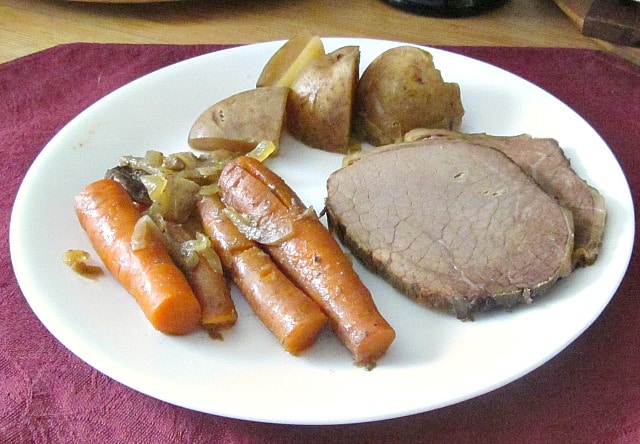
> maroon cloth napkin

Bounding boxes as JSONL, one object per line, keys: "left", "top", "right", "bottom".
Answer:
{"left": 1, "top": 43, "right": 638, "bottom": 443}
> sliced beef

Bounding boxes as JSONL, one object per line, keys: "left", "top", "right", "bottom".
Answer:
{"left": 404, "top": 129, "right": 606, "bottom": 267}
{"left": 325, "top": 139, "right": 574, "bottom": 319}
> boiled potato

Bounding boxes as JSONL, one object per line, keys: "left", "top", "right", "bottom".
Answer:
{"left": 257, "top": 31, "right": 325, "bottom": 88}
{"left": 188, "top": 87, "right": 288, "bottom": 153}
{"left": 352, "top": 46, "right": 464, "bottom": 146}
{"left": 286, "top": 46, "right": 360, "bottom": 153}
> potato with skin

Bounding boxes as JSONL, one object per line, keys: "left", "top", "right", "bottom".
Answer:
{"left": 257, "top": 31, "right": 325, "bottom": 88}
{"left": 286, "top": 46, "right": 360, "bottom": 154}
{"left": 352, "top": 46, "right": 464, "bottom": 147}
{"left": 188, "top": 87, "right": 288, "bottom": 153}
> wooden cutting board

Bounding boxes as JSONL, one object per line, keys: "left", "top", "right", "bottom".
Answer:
{"left": 554, "top": 0, "right": 640, "bottom": 64}
{"left": 583, "top": 0, "right": 640, "bottom": 46}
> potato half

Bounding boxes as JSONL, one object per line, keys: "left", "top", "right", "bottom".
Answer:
{"left": 352, "top": 46, "right": 464, "bottom": 146}
{"left": 286, "top": 46, "right": 360, "bottom": 153}
{"left": 188, "top": 87, "right": 289, "bottom": 153}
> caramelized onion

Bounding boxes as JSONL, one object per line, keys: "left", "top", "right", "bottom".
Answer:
{"left": 130, "top": 215, "right": 163, "bottom": 251}
{"left": 246, "top": 140, "right": 277, "bottom": 161}
{"left": 63, "top": 250, "right": 103, "bottom": 278}
{"left": 179, "top": 231, "right": 210, "bottom": 268}
{"left": 222, "top": 207, "right": 294, "bottom": 245}
{"left": 141, "top": 174, "right": 200, "bottom": 223}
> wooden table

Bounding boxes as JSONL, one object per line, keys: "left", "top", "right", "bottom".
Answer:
{"left": 553, "top": 0, "right": 640, "bottom": 64}
{"left": 0, "top": 0, "right": 617, "bottom": 65}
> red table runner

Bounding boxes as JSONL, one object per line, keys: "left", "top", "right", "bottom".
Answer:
{"left": 1, "top": 43, "right": 638, "bottom": 443}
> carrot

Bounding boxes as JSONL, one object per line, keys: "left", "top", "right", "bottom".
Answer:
{"left": 218, "top": 157, "right": 396, "bottom": 366}
{"left": 197, "top": 193, "right": 327, "bottom": 355}
{"left": 74, "top": 179, "right": 201, "bottom": 335}
{"left": 163, "top": 222, "right": 237, "bottom": 332}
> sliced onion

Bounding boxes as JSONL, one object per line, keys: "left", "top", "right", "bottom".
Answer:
{"left": 131, "top": 215, "right": 162, "bottom": 251}
{"left": 62, "top": 250, "right": 103, "bottom": 278}
{"left": 199, "top": 184, "right": 219, "bottom": 196}
{"left": 182, "top": 232, "right": 225, "bottom": 275}
{"left": 141, "top": 174, "right": 167, "bottom": 201}
{"left": 222, "top": 207, "right": 293, "bottom": 245}
{"left": 165, "top": 152, "right": 197, "bottom": 171}
{"left": 246, "top": 140, "right": 277, "bottom": 162}
{"left": 199, "top": 247, "right": 224, "bottom": 275}
{"left": 178, "top": 232, "right": 211, "bottom": 269}
{"left": 142, "top": 174, "right": 199, "bottom": 223}
{"left": 144, "top": 150, "right": 164, "bottom": 168}
{"left": 181, "top": 231, "right": 211, "bottom": 255}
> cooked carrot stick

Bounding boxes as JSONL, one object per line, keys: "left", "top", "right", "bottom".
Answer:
{"left": 197, "top": 193, "right": 327, "bottom": 355}
{"left": 74, "top": 179, "right": 201, "bottom": 335}
{"left": 163, "top": 222, "right": 237, "bottom": 332}
{"left": 218, "top": 157, "right": 396, "bottom": 366}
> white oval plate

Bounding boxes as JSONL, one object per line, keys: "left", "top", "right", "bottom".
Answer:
{"left": 10, "top": 38, "right": 634, "bottom": 425}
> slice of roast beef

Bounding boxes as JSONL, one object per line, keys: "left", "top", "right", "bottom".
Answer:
{"left": 404, "top": 129, "right": 606, "bottom": 267}
{"left": 325, "top": 139, "right": 574, "bottom": 319}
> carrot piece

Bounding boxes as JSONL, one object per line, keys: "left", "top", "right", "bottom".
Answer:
{"left": 163, "top": 222, "right": 237, "bottom": 332}
{"left": 218, "top": 157, "right": 396, "bottom": 366}
{"left": 74, "top": 179, "right": 201, "bottom": 335}
{"left": 197, "top": 194, "right": 327, "bottom": 355}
